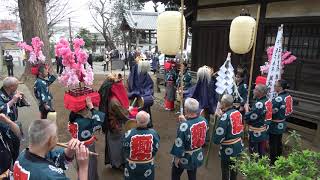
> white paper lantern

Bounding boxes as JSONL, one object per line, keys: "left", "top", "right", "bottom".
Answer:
{"left": 157, "top": 10, "right": 186, "bottom": 56}
{"left": 229, "top": 13, "right": 256, "bottom": 54}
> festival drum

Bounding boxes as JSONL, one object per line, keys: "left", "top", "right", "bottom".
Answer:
{"left": 125, "top": 119, "right": 137, "bottom": 132}
{"left": 137, "top": 95, "right": 154, "bottom": 109}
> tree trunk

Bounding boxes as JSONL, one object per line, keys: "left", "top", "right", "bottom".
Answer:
{"left": 18, "top": 0, "right": 51, "bottom": 77}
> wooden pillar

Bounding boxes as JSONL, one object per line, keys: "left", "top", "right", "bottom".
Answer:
{"left": 135, "top": 30, "right": 139, "bottom": 49}
{"left": 254, "top": 1, "right": 267, "bottom": 78}
{"left": 129, "top": 30, "right": 132, "bottom": 52}
{"left": 190, "top": 0, "right": 199, "bottom": 70}
{"left": 149, "top": 30, "right": 152, "bottom": 51}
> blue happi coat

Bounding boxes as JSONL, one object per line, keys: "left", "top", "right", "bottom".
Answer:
{"left": 176, "top": 71, "right": 192, "bottom": 90}
{"left": 213, "top": 108, "right": 244, "bottom": 161}
{"left": 13, "top": 148, "right": 71, "bottom": 180}
{"left": 170, "top": 116, "right": 208, "bottom": 170}
{"left": 68, "top": 109, "right": 105, "bottom": 145}
{"left": 123, "top": 128, "right": 160, "bottom": 180}
{"left": 245, "top": 96, "right": 272, "bottom": 142}
{"left": 0, "top": 87, "right": 28, "bottom": 122}
{"left": 270, "top": 91, "right": 293, "bottom": 134}
{"left": 34, "top": 75, "right": 56, "bottom": 110}
{"left": 234, "top": 81, "right": 248, "bottom": 107}
{"left": 0, "top": 87, "right": 28, "bottom": 140}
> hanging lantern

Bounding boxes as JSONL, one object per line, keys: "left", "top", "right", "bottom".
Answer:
{"left": 229, "top": 9, "right": 256, "bottom": 54}
{"left": 157, "top": 4, "right": 186, "bottom": 56}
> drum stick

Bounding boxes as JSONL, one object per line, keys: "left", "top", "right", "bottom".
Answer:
{"left": 56, "top": 143, "right": 99, "bottom": 156}
{"left": 131, "top": 97, "right": 137, "bottom": 107}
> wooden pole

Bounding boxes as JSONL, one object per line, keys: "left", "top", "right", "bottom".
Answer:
{"left": 179, "top": 0, "right": 185, "bottom": 115}
{"left": 56, "top": 143, "right": 99, "bottom": 156}
{"left": 68, "top": 18, "right": 72, "bottom": 48}
{"left": 205, "top": 113, "right": 218, "bottom": 167}
{"left": 247, "top": 4, "right": 261, "bottom": 103}
{"left": 243, "top": 4, "right": 261, "bottom": 142}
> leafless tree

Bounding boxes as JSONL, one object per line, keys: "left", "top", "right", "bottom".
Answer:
{"left": 5, "top": 0, "right": 74, "bottom": 38}
{"left": 89, "top": 0, "right": 144, "bottom": 50}
{"left": 46, "top": 0, "right": 74, "bottom": 38}
{"left": 89, "top": 0, "right": 116, "bottom": 50}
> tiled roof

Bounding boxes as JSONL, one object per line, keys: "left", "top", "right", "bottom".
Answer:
{"left": 0, "top": 36, "right": 19, "bottom": 42}
{"left": 124, "top": 10, "right": 159, "bottom": 30}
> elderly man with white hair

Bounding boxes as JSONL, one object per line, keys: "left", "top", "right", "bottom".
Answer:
{"left": 244, "top": 84, "right": 272, "bottom": 157}
{"left": 170, "top": 98, "right": 208, "bottom": 180}
{"left": 213, "top": 94, "right": 244, "bottom": 180}
{"left": 13, "top": 119, "right": 90, "bottom": 180}
{"left": 0, "top": 76, "right": 29, "bottom": 162}
{"left": 127, "top": 53, "right": 154, "bottom": 128}
{"left": 122, "top": 111, "right": 160, "bottom": 180}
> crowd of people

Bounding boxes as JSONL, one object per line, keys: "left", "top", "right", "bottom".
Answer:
{"left": 0, "top": 48, "right": 293, "bottom": 180}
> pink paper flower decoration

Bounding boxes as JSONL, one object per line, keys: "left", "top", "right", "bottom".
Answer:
{"left": 17, "top": 42, "right": 33, "bottom": 52}
{"left": 28, "top": 52, "right": 37, "bottom": 64}
{"left": 83, "top": 65, "right": 94, "bottom": 86}
{"left": 55, "top": 37, "right": 93, "bottom": 87}
{"left": 17, "top": 37, "right": 46, "bottom": 65}
{"left": 73, "top": 38, "right": 85, "bottom": 51}
{"left": 260, "top": 46, "right": 297, "bottom": 74}
{"left": 31, "top": 37, "right": 44, "bottom": 57}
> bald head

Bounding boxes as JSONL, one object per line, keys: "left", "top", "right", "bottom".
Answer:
{"left": 29, "top": 119, "right": 57, "bottom": 146}
{"left": 136, "top": 111, "right": 150, "bottom": 127}
{"left": 254, "top": 84, "right": 268, "bottom": 98}
{"left": 256, "top": 84, "right": 268, "bottom": 95}
{"left": 221, "top": 94, "right": 234, "bottom": 108}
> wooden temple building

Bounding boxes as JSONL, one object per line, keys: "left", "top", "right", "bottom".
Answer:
{"left": 121, "top": 10, "right": 158, "bottom": 52}
{"left": 139, "top": 0, "right": 320, "bottom": 146}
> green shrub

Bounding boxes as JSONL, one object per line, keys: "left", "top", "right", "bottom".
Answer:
{"left": 232, "top": 131, "right": 320, "bottom": 179}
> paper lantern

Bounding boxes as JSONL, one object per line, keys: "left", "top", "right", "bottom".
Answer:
{"left": 229, "top": 11, "right": 256, "bottom": 54}
{"left": 157, "top": 8, "right": 186, "bottom": 56}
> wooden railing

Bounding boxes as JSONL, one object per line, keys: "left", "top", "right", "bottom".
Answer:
{"left": 286, "top": 89, "right": 320, "bottom": 146}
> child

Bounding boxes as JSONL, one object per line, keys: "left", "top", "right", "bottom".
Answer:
{"left": 34, "top": 64, "right": 56, "bottom": 119}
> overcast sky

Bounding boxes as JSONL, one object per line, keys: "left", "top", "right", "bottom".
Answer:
{"left": 0, "top": 0, "right": 165, "bottom": 32}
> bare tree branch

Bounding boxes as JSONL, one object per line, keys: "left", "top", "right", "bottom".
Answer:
{"left": 6, "top": 0, "right": 74, "bottom": 36}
